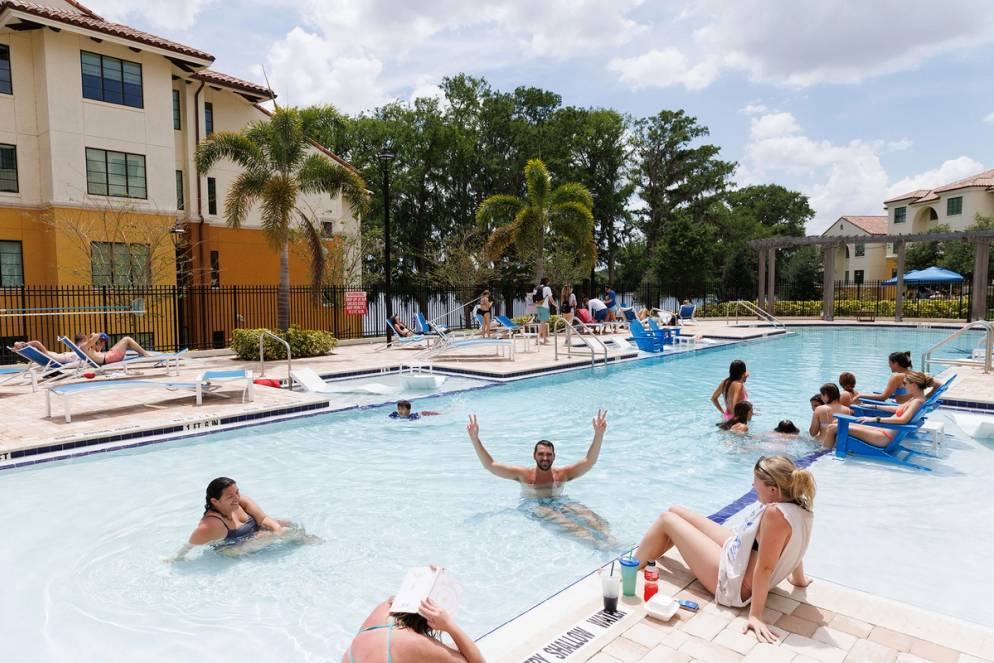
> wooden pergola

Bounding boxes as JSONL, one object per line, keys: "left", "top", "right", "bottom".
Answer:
{"left": 749, "top": 229, "right": 994, "bottom": 322}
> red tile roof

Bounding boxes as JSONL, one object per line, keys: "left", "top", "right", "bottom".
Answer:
{"left": 0, "top": 0, "right": 214, "bottom": 63}
{"left": 840, "top": 215, "right": 888, "bottom": 235}
{"left": 193, "top": 70, "right": 275, "bottom": 101}
{"left": 885, "top": 168, "right": 994, "bottom": 205}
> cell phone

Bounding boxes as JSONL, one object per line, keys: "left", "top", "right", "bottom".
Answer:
{"left": 677, "top": 599, "right": 699, "bottom": 611}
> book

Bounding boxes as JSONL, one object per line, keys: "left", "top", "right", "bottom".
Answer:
{"left": 391, "top": 567, "right": 463, "bottom": 616}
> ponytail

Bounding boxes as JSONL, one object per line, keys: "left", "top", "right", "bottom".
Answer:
{"left": 889, "top": 350, "right": 913, "bottom": 369}
{"left": 790, "top": 468, "right": 816, "bottom": 511}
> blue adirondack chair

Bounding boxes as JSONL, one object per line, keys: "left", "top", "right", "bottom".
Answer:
{"left": 833, "top": 409, "right": 935, "bottom": 471}
{"left": 646, "top": 318, "right": 674, "bottom": 345}
{"left": 851, "top": 374, "right": 956, "bottom": 418}
{"left": 628, "top": 321, "right": 664, "bottom": 352}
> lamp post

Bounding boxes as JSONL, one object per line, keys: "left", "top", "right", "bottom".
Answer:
{"left": 168, "top": 222, "right": 188, "bottom": 350}
{"left": 378, "top": 145, "right": 395, "bottom": 343}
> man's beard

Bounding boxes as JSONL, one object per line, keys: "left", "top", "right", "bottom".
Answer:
{"left": 537, "top": 460, "right": 552, "bottom": 471}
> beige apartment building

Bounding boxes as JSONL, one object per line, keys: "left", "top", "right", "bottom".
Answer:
{"left": 0, "top": 0, "right": 360, "bottom": 292}
{"left": 825, "top": 169, "right": 994, "bottom": 282}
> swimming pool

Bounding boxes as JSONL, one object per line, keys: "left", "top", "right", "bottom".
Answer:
{"left": 0, "top": 326, "right": 988, "bottom": 662}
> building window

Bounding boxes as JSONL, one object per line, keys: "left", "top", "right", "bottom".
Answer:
{"left": 207, "top": 177, "right": 217, "bottom": 215}
{"left": 172, "top": 89, "right": 181, "bottom": 130}
{"left": 855, "top": 242, "right": 865, "bottom": 257}
{"left": 80, "top": 51, "right": 143, "bottom": 108}
{"left": 0, "top": 44, "right": 11, "bottom": 95}
{"left": 322, "top": 221, "right": 334, "bottom": 238}
{"left": 0, "top": 240, "right": 24, "bottom": 286}
{"left": 209, "top": 250, "right": 220, "bottom": 287}
{"left": 86, "top": 147, "right": 146, "bottom": 198}
{"left": 175, "top": 170, "right": 184, "bottom": 211}
{"left": 947, "top": 196, "right": 963, "bottom": 216}
{"left": 204, "top": 102, "right": 214, "bottom": 137}
{"left": 90, "top": 241, "right": 150, "bottom": 287}
{"left": 0, "top": 143, "right": 17, "bottom": 193}
{"left": 854, "top": 270, "right": 864, "bottom": 284}
{"left": 894, "top": 206, "right": 906, "bottom": 224}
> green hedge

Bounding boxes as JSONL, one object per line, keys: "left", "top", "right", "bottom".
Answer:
{"left": 511, "top": 314, "right": 563, "bottom": 327}
{"left": 695, "top": 299, "right": 967, "bottom": 318}
{"left": 230, "top": 325, "right": 338, "bottom": 360}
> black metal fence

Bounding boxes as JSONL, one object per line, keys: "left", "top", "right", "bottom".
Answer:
{"left": 4, "top": 280, "right": 993, "bottom": 363}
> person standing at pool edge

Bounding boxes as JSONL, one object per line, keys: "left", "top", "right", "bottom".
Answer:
{"left": 466, "top": 410, "right": 607, "bottom": 495}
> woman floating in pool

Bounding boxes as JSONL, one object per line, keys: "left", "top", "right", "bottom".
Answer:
{"left": 343, "top": 595, "right": 485, "bottom": 663}
{"left": 845, "top": 371, "right": 934, "bottom": 449}
{"left": 717, "top": 401, "right": 753, "bottom": 433}
{"left": 711, "top": 360, "right": 749, "bottom": 422}
{"left": 634, "top": 455, "right": 814, "bottom": 644}
{"left": 857, "top": 351, "right": 913, "bottom": 404}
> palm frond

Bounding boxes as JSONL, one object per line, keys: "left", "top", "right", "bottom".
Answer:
{"left": 484, "top": 216, "right": 524, "bottom": 262}
{"left": 548, "top": 201, "right": 597, "bottom": 271}
{"left": 296, "top": 209, "right": 327, "bottom": 302}
{"left": 224, "top": 169, "right": 269, "bottom": 228}
{"left": 267, "top": 107, "right": 306, "bottom": 172}
{"left": 259, "top": 174, "right": 298, "bottom": 248}
{"left": 523, "top": 159, "right": 551, "bottom": 206}
{"left": 195, "top": 132, "right": 265, "bottom": 174}
{"left": 512, "top": 206, "right": 543, "bottom": 260}
{"left": 476, "top": 194, "right": 524, "bottom": 229}
{"left": 548, "top": 182, "right": 594, "bottom": 210}
{"left": 297, "top": 154, "right": 370, "bottom": 217}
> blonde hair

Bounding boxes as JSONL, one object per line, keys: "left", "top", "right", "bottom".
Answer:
{"left": 754, "top": 455, "right": 816, "bottom": 511}
{"left": 904, "top": 370, "right": 935, "bottom": 391}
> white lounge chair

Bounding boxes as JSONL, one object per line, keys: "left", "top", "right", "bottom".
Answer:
{"left": 59, "top": 335, "right": 187, "bottom": 377}
{"left": 45, "top": 369, "right": 253, "bottom": 423}
{"left": 290, "top": 367, "right": 396, "bottom": 395}
{"left": 421, "top": 322, "right": 514, "bottom": 360}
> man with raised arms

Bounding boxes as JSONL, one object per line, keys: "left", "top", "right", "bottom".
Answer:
{"left": 466, "top": 410, "right": 615, "bottom": 547}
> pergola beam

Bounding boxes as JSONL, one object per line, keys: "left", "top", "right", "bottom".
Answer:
{"left": 749, "top": 229, "right": 994, "bottom": 250}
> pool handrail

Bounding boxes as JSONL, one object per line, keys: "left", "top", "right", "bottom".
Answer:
{"left": 259, "top": 330, "right": 291, "bottom": 379}
{"left": 922, "top": 320, "right": 993, "bottom": 375}
{"left": 725, "top": 299, "right": 785, "bottom": 329}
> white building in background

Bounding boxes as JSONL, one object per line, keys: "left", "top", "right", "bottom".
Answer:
{"left": 820, "top": 215, "right": 888, "bottom": 283}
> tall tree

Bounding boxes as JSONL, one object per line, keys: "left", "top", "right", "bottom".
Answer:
{"left": 195, "top": 106, "right": 369, "bottom": 330}
{"left": 630, "top": 110, "right": 735, "bottom": 253}
{"left": 477, "top": 159, "right": 596, "bottom": 281}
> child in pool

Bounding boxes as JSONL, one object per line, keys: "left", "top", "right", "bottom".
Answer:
{"left": 389, "top": 400, "right": 441, "bottom": 420}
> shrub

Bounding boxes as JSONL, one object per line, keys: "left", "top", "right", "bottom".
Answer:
{"left": 511, "top": 314, "right": 562, "bottom": 328}
{"left": 230, "top": 325, "right": 338, "bottom": 360}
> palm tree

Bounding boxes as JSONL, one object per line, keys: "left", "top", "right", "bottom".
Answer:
{"left": 195, "top": 106, "right": 368, "bottom": 331}
{"left": 476, "top": 158, "right": 596, "bottom": 281}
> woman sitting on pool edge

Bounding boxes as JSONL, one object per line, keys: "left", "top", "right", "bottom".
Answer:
{"left": 633, "top": 455, "right": 814, "bottom": 644}
{"left": 188, "top": 477, "right": 284, "bottom": 547}
{"left": 844, "top": 371, "right": 935, "bottom": 449}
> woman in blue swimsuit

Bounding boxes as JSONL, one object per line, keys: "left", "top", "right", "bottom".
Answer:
{"left": 343, "top": 595, "right": 484, "bottom": 663}
{"left": 188, "top": 477, "right": 285, "bottom": 547}
{"left": 856, "top": 351, "right": 913, "bottom": 404}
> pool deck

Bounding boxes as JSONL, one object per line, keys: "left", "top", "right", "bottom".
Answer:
{"left": 480, "top": 548, "right": 994, "bottom": 663}
{"left": 2, "top": 320, "right": 992, "bottom": 465}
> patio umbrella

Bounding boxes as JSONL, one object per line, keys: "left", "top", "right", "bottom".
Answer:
{"left": 883, "top": 266, "right": 965, "bottom": 284}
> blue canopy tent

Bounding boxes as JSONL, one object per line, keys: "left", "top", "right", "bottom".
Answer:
{"left": 884, "top": 266, "right": 965, "bottom": 284}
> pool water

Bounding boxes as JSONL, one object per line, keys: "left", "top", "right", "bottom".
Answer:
{"left": 0, "top": 326, "right": 987, "bottom": 662}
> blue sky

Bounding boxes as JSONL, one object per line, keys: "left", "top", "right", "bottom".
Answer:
{"left": 88, "top": 0, "right": 994, "bottom": 233}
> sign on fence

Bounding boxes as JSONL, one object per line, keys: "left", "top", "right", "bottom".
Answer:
{"left": 345, "top": 291, "right": 368, "bottom": 315}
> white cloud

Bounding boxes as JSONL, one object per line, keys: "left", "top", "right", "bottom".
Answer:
{"left": 739, "top": 112, "right": 910, "bottom": 233}
{"left": 984, "top": 112, "right": 994, "bottom": 125}
{"left": 739, "top": 102, "right": 767, "bottom": 115}
{"left": 261, "top": 28, "right": 387, "bottom": 113}
{"left": 612, "top": 0, "right": 994, "bottom": 91}
{"left": 87, "top": 0, "right": 215, "bottom": 30}
{"left": 608, "top": 48, "right": 718, "bottom": 90}
{"left": 887, "top": 157, "right": 986, "bottom": 198}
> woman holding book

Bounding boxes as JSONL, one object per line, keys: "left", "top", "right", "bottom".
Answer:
{"left": 343, "top": 594, "right": 485, "bottom": 662}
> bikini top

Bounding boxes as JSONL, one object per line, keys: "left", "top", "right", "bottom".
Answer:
{"left": 206, "top": 512, "right": 260, "bottom": 543}
{"left": 348, "top": 620, "right": 395, "bottom": 663}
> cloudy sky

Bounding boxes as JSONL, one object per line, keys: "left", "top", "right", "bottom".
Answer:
{"left": 88, "top": 0, "right": 994, "bottom": 233}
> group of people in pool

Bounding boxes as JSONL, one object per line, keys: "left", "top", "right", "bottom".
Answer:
{"left": 190, "top": 403, "right": 816, "bottom": 658}
{"left": 14, "top": 332, "right": 151, "bottom": 366}
{"left": 711, "top": 351, "right": 940, "bottom": 451}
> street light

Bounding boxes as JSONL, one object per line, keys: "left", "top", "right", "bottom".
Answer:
{"left": 168, "top": 222, "right": 189, "bottom": 348}
{"left": 378, "top": 145, "right": 396, "bottom": 343}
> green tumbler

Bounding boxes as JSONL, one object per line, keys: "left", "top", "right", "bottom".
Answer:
{"left": 619, "top": 557, "right": 639, "bottom": 597}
